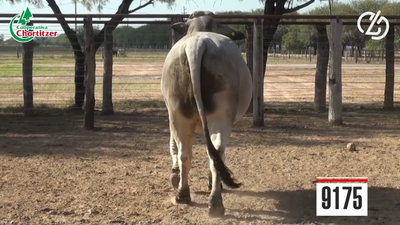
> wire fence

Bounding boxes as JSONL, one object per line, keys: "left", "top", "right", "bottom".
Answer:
{"left": 0, "top": 13, "right": 399, "bottom": 114}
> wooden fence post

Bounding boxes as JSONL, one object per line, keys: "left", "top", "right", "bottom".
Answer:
{"left": 16, "top": 46, "right": 20, "bottom": 59}
{"left": 355, "top": 48, "right": 358, "bottom": 63}
{"left": 102, "top": 24, "right": 114, "bottom": 115}
{"left": 384, "top": 24, "right": 395, "bottom": 110}
{"left": 170, "top": 17, "right": 176, "bottom": 47}
{"left": 314, "top": 24, "right": 329, "bottom": 113}
{"left": 252, "top": 19, "right": 264, "bottom": 126}
{"left": 83, "top": 17, "right": 96, "bottom": 130}
{"left": 246, "top": 24, "right": 254, "bottom": 113}
{"left": 22, "top": 22, "right": 34, "bottom": 116}
{"left": 328, "top": 19, "right": 343, "bottom": 125}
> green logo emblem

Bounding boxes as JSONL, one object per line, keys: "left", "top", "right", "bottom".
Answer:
{"left": 9, "top": 7, "right": 57, "bottom": 43}
{"left": 18, "top": 7, "right": 33, "bottom": 26}
{"left": 9, "top": 7, "right": 34, "bottom": 43}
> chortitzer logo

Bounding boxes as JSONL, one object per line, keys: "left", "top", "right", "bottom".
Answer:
{"left": 9, "top": 7, "right": 58, "bottom": 43}
{"left": 357, "top": 10, "right": 390, "bottom": 41}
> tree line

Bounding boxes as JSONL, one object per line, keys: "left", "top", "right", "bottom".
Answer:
{"left": 22, "top": 1, "right": 398, "bottom": 55}
{"left": 40, "top": 23, "right": 171, "bottom": 49}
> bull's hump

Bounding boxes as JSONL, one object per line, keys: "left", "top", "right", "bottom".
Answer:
{"left": 186, "top": 32, "right": 231, "bottom": 43}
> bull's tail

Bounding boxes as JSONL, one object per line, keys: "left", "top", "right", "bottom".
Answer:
{"left": 185, "top": 37, "right": 241, "bottom": 189}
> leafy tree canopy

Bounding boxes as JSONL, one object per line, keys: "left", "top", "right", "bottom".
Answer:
{"left": 4, "top": 0, "right": 175, "bottom": 12}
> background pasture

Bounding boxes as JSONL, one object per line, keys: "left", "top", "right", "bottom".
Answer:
{"left": 1, "top": 49, "right": 399, "bottom": 111}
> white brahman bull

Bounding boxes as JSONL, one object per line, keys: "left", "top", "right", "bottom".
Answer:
{"left": 161, "top": 13, "right": 252, "bottom": 216}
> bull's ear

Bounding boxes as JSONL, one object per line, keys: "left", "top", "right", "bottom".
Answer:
{"left": 171, "top": 22, "right": 189, "bottom": 35}
{"left": 216, "top": 23, "right": 246, "bottom": 41}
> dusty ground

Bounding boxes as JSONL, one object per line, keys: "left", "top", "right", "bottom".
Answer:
{"left": 1, "top": 59, "right": 400, "bottom": 224}
{"left": 1, "top": 106, "right": 400, "bottom": 224}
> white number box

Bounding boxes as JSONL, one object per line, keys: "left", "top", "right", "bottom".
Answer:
{"left": 316, "top": 177, "right": 368, "bottom": 216}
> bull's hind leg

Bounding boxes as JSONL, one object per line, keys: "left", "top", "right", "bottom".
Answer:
{"left": 208, "top": 171, "right": 222, "bottom": 191}
{"left": 207, "top": 122, "right": 233, "bottom": 217}
{"left": 169, "top": 136, "right": 180, "bottom": 190}
{"left": 169, "top": 115, "right": 196, "bottom": 204}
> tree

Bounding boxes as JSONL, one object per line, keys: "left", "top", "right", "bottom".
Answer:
{"left": 310, "top": 2, "right": 358, "bottom": 56}
{"left": 0, "top": 34, "right": 4, "bottom": 46}
{"left": 282, "top": 24, "right": 316, "bottom": 53}
{"left": 48, "top": 25, "right": 102, "bottom": 47}
{"left": 364, "top": 1, "right": 400, "bottom": 51}
{"left": 241, "top": 0, "right": 314, "bottom": 113}
{"left": 282, "top": 25, "right": 307, "bottom": 52}
{"left": 35, "top": 37, "right": 51, "bottom": 46}
{"left": 214, "top": 10, "right": 249, "bottom": 51}
{"left": 6, "top": 0, "right": 175, "bottom": 109}
{"left": 306, "top": 0, "right": 399, "bottom": 112}
{"left": 110, "top": 23, "right": 172, "bottom": 48}
{"left": 267, "top": 10, "right": 300, "bottom": 53}
{"left": 310, "top": 0, "right": 399, "bottom": 57}
{"left": 271, "top": 25, "right": 288, "bottom": 52}
{"left": 261, "top": 0, "right": 315, "bottom": 74}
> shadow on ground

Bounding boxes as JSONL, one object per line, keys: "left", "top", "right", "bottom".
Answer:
{"left": 1, "top": 101, "right": 400, "bottom": 157}
{"left": 1, "top": 101, "right": 400, "bottom": 224}
{"left": 224, "top": 187, "right": 400, "bottom": 224}
{"left": 0, "top": 102, "right": 169, "bottom": 158}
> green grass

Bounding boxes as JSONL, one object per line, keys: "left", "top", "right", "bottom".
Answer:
{"left": 0, "top": 52, "right": 162, "bottom": 111}
{"left": 0, "top": 51, "right": 170, "bottom": 77}
{"left": 1, "top": 51, "right": 385, "bottom": 74}
{"left": 0, "top": 64, "right": 75, "bottom": 77}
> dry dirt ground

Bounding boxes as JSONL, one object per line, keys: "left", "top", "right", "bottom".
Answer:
{"left": 1, "top": 61, "right": 400, "bottom": 224}
{"left": 1, "top": 106, "right": 400, "bottom": 224}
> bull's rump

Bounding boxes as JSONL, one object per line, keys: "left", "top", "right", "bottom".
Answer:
{"left": 161, "top": 32, "right": 251, "bottom": 129}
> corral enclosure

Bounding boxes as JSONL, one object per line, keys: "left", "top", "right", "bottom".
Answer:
{"left": 2, "top": 49, "right": 400, "bottom": 109}
{"left": 1, "top": 13, "right": 400, "bottom": 224}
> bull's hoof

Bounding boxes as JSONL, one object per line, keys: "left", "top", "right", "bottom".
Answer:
{"left": 208, "top": 206, "right": 225, "bottom": 217}
{"left": 209, "top": 194, "right": 224, "bottom": 217}
{"left": 175, "top": 195, "right": 191, "bottom": 204}
{"left": 175, "top": 186, "right": 191, "bottom": 204}
{"left": 170, "top": 173, "right": 180, "bottom": 190}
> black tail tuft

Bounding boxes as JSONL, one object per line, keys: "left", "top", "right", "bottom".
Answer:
{"left": 206, "top": 141, "right": 242, "bottom": 189}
